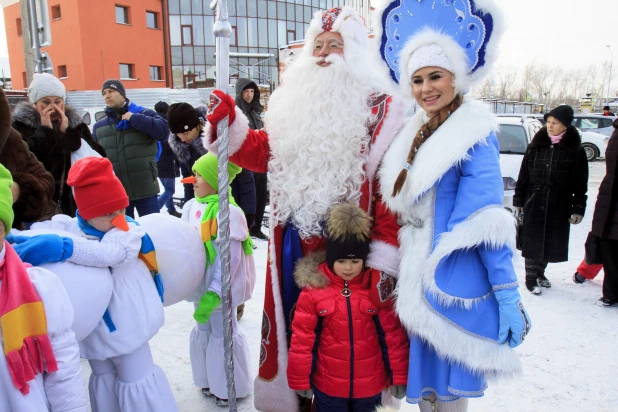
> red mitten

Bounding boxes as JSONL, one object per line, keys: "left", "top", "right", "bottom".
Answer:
{"left": 207, "top": 90, "right": 236, "bottom": 126}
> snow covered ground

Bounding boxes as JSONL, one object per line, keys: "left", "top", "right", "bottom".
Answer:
{"left": 81, "top": 161, "right": 616, "bottom": 411}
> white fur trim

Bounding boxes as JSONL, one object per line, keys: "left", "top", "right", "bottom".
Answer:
{"left": 379, "top": 99, "right": 497, "bottom": 215}
{"left": 253, "top": 212, "right": 299, "bottom": 412}
{"left": 394, "top": 189, "right": 521, "bottom": 379}
{"left": 398, "top": 29, "right": 472, "bottom": 97}
{"left": 203, "top": 107, "right": 250, "bottom": 156}
{"left": 380, "top": 389, "right": 401, "bottom": 410}
{"left": 365, "top": 95, "right": 406, "bottom": 183}
{"left": 423, "top": 206, "right": 516, "bottom": 309}
{"left": 367, "top": 240, "right": 400, "bottom": 278}
{"left": 304, "top": 6, "right": 368, "bottom": 57}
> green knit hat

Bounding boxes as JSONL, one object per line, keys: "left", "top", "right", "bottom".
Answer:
{"left": 0, "top": 164, "right": 14, "bottom": 234}
{"left": 192, "top": 153, "right": 242, "bottom": 191}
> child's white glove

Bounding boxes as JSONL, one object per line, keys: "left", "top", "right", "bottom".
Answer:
{"left": 296, "top": 389, "right": 313, "bottom": 399}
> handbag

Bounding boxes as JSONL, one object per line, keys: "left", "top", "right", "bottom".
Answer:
{"left": 41, "top": 153, "right": 68, "bottom": 220}
{"left": 515, "top": 212, "right": 524, "bottom": 251}
{"left": 584, "top": 232, "right": 603, "bottom": 265}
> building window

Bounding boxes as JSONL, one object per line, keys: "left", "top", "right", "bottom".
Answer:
{"left": 146, "top": 11, "right": 159, "bottom": 29}
{"left": 51, "top": 5, "right": 61, "bottom": 20}
{"left": 58, "top": 65, "right": 67, "bottom": 78}
{"left": 150, "top": 66, "right": 162, "bottom": 80}
{"left": 181, "top": 25, "right": 193, "bottom": 45}
{"left": 16, "top": 18, "right": 22, "bottom": 36}
{"left": 115, "top": 5, "right": 130, "bottom": 24}
{"left": 119, "top": 63, "right": 134, "bottom": 79}
{"left": 287, "top": 29, "right": 295, "bottom": 43}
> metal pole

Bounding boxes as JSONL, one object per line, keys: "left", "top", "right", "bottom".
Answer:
{"left": 607, "top": 45, "right": 613, "bottom": 105}
{"left": 27, "top": 0, "right": 43, "bottom": 73}
{"left": 211, "top": 0, "right": 237, "bottom": 410}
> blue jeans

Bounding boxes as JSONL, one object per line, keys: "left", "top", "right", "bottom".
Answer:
{"left": 313, "top": 387, "right": 382, "bottom": 412}
{"left": 126, "top": 195, "right": 160, "bottom": 219}
{"left": 158, "top": 178, "right": 177, "bottom": 212}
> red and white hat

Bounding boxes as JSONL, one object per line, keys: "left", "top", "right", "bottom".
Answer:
{"left": 303, "top": 6, "right": 368, "bottom": 56}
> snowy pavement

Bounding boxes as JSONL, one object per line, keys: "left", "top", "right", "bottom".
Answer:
{"left": 82, "top": 161, "right": 616, "bottom": 411}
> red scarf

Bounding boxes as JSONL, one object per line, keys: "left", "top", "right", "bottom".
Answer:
{"left": 0, "top": 241, "right": 58, "bottom": 394}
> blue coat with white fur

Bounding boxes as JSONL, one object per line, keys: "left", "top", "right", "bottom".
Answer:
{"left": 380, "top": 99, "right": 522, "bottom": 395}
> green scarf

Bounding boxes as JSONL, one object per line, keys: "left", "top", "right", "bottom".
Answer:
{"left": 195, "top": 191, "right": 253, "bottom": 267}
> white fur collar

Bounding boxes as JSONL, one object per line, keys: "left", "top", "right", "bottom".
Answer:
{"left": 380, "top": 99, "right": 497, "bottom": 213}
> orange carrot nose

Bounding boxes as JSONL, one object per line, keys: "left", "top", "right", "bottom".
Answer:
{"left": 111, "top": 215, "right": 129, "bottom": 232}
{"left": 180, "top": 176, "right": 195, "bottom": 184}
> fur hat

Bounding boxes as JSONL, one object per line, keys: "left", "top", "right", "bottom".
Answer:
{"left": 325, "top": 204, "right": 371, "bottom": 270}
{"left": 28, "top": 73, "right": 66, "bottom": 104}
{"left": 67, "top": 157, "right": 129, "bottom": 220}
{"left": 544, "top": 105, "right": 575, "bottom": 128}
{"left": 303, "top": 7, "right": 368, "bottom": 57}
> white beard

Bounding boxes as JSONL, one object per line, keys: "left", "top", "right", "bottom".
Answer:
{"left": 265, "top": 51, "right": 387, "bottom": 238}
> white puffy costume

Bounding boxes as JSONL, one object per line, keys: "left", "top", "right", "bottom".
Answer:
{"left": 181, "top": 198, "right": 256, "bottom": 400}
{"left": 0, "top": 246, "right": 88, "bottom": 412}
{"left": 29, "top": 214, "right": 177, "bottom": 412}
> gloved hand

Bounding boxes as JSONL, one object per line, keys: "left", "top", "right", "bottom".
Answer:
{"left": 390, "top": 385, "right": 406, "bottom": 400}
{"left": 206, "top": 90, "right": 236, "bottom": 126}
{"left": 9, "top": 234, "right": 74, "bottom": 266}
{"left": 494, "top": 288, "right": 531, "bottom": 348}
{"left": 193, "top": 291, "right": 221, "bottom": 323}
{"left": 296, "top": 389, "right": 313, "bottom": 399}
{"left": 569, "top": 214, "right": 583, "bottom": 225}
{"left": 513, "top": 206, "right": 523, "bottom": 216}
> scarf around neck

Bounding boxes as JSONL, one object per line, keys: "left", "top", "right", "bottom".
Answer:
{"left": 0, "top": 242, "right": 58, "bottom": 394}
{"left": 549, "top": 130, "right": 566, "bottom": 144}
{"left": 195, "top": 192, "right": 253, "bottom": 267}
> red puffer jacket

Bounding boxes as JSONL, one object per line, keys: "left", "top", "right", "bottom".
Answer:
{"left": 287, "top": 253, "right": 409, "bottom": 399}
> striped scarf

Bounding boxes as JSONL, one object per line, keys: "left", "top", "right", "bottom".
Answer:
{"left": 195, "top": 191, "right": 253, "bottom": 267}
{"left": 0, "top": 242, "right": 58, "bottom": 394}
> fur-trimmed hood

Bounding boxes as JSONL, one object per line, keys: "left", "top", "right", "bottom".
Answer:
{"left": 293, "top": 251, "right": 329, "bottom": 289}
{"left": 11, "top": 101, "right": 84, "bottom": 129}
{"left": 529, "top": 125, "right": 582, "bottom": 152}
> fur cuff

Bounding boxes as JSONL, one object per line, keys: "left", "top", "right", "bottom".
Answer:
{"left": 423, "top": 206, "right": 516, "bottom": 309}
{"left": 367, "top": 240, "right": 400, "bottom": 277}
{"left": 203, "top": 107, "right": 250, "bottom": 156}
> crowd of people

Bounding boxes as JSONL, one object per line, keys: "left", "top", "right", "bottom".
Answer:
{"left": 0, "top": 1, "right": 617, "bottom": 412}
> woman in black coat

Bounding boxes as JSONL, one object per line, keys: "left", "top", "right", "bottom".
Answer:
{"left": 590, "top": 119, "right": 618, "bottom": 306}
{"left": 12, "top": 74, "right": 105, "bottom": 218}
{"left": 514, "top": 105, "right": 589, "bottom": 295}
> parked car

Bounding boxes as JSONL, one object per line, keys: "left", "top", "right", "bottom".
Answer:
{"left": 498, "top": 113, "right": 608, "bottom": 161}
{"left": 78, "top": 107, "right": 107, "bottom": 134}
{"left": 495, "top": 116, "right": 543, "bottom": 214}
{"left": 572, "top": 114, "right": 616, "bottom": 137}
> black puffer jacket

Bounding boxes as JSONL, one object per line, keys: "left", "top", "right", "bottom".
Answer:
{"left": 155, "top": 110, "right": 180, "bottom": 179}
{"left": 514, "top": 126, "right": 589, "bottom": 262}
{"left": 592, "top": 119, "right": 618, "bottom": 240}
{"left": 168, "top": 106, "right": 208, "bottom": 201}
{"left": 12, "top": 102, "right": 106, "bottom": 217}
{"left": 235, "top": 78, "right": 264, "bottom": 130}
{"left": 231, "top": 169, "right": 256, "bottom": 217}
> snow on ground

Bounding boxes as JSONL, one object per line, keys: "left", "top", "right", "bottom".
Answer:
{"left": 82, "top": 161, "right": 616, "bottom": 411}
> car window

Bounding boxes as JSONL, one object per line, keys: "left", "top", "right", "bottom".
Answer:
{"left": 497, "top": 125, "right": 527, "bottom": 154}
{"left": 82, "top": 112, "right": 91, "bottom": 125}
{"left": 579, "top": 118, "right": 600, "bottom": 129}
{"left": 600, "top": 118, "right": 613, "bottom": 128}
{"left": 528, "top": 123, "right": 538, "bottom": 138}
{"left": 95, "top": 111, "right": 106, "bottom": 122}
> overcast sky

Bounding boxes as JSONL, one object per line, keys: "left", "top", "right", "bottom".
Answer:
{"left": 0, "top": 0, "right": 616, "bottom": 76}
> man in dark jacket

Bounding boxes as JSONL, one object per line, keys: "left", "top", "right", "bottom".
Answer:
{"left": 235, "top": 78, "right": 267, "bottom": 240}
{"left": 154, "top": 102, "right": 181, "bottom": 217}
{"left": 93, "top": 79, "right": 169, "bottom": 218}
{"left": 591, "top": 119, "right": 618, "bottom": 306}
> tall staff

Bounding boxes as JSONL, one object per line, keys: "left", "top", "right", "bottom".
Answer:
{"left": 210, "top": 0, "right": 237, "bottom": 410}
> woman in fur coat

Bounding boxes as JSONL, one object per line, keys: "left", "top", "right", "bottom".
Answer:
{"left": 376, "top": 1, "right": 531, "bottom": 410}
{"left": 11, "top": 74, "right": 105, "bottom": 218}
{"left": 513, "top": 105, "right": 588, "bottom": 295}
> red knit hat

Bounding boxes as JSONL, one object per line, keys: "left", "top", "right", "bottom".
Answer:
{"left": 67, "top": 157, "right": 129, "bottom": 220}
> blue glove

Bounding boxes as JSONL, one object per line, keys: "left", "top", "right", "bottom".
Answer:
{"left": 494, "top": 288, "right": 531, "bottom": 348}
{"left": 5, "top": 234, "right": 29, "bottom": 245}
{"left": 11, "top": 234, "right": 74, "bottom": 266}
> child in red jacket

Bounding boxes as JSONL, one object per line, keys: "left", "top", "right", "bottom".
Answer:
{"left": 287, "top": 204, "right": 409, "bottom": 411}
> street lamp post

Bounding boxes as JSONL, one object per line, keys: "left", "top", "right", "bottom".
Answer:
{"left": 607, "top": 45, "right": 613, "bottom": 106}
